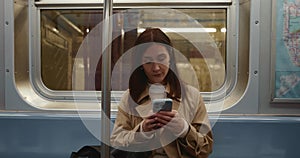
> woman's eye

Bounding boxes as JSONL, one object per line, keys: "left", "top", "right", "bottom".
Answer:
{"left": 157, "top": 54, "right": 167, "bottom": 62}
{"left": 143, "top": 57, "right": 154, "bottom": 64}
{"left": 143, "top": 59, "right": 152, "bottom": 64}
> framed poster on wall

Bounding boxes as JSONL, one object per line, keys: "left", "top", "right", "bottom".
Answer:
{"left": 272, "top": 0, "right": 300, "bottom": 102}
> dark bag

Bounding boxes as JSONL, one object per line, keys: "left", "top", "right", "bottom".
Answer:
{"left": 70, "top": 145, "right": 151, "bottom": 158}
{"left": 70, "top": 146, "right": 101, "bottom": 158}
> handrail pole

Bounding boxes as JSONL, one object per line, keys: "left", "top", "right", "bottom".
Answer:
{"left": 101, "top": 0, "right": 113, "bottom": 157}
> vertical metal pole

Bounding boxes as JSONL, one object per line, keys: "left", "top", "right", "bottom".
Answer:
{"left": 101, "top": 0, "right": 112, "bottom": 157}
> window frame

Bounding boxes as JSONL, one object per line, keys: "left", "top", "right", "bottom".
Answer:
{"left": 23, "top": 0, "right": 239, "bottom": 111}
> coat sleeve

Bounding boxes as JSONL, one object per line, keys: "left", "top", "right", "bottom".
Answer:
{"left": 110, "top": 93, "right": 155, "bottom": 149}
{"left": 178, "top": 94, "right": 213, "bottom": 158}
{"left": 111, "top": 107, "right": 141, "bottom": 146}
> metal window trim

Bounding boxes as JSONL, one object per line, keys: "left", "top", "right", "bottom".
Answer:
{"left": 34, "top": 0, "right": 232, "bottom": 6}
{"left": 25, "top": 0, "right": 240, "bottom": 111}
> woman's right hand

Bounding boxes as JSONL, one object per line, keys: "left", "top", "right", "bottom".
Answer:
{"left": 142, "top": 114, "right": 158, "bottom": 132}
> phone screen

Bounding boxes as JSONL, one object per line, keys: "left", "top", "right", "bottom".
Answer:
{"left": 152, "top": 98, "right": 173, "bottom": 113}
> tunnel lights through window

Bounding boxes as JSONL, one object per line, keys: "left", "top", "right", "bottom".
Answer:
{"left": 138, "top": 27, "right": 220, "bottom": 33}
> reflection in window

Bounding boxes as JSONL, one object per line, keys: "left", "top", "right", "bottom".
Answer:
{"left": 40, "top": 8, "right": 226, "bottom": 92}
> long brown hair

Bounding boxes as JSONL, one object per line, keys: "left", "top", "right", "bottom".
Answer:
{"left": 129, "top": 28, "right": 181, "bottom": 103}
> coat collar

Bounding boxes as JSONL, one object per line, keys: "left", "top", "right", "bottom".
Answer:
{"left": 134, "top": 83, "right": 181, "bottom": 118}
{"left": 136, "top": 83, "right": 173, "bottom": 104}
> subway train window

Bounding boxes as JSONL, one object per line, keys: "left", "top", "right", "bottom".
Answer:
{"left": 38, "top": 9, "right": 226, "bottom": 91}
{"left": 12, "top": 0, "right": 243, "bottom": 110}
{"left": 40, "top": 9, "right": 103, "bottom": 90}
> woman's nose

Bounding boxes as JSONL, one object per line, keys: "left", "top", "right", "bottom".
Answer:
{"left": 152, "top": 62, "right": 161, "bottom": 71}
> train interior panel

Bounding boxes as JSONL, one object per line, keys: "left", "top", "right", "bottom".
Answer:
{"left": 1, "top": 0, "right": 300, "bottom": 157}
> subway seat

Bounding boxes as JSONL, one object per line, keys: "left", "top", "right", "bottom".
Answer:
{"left": 0, "top": 113, "right": 300, "bottom": 158}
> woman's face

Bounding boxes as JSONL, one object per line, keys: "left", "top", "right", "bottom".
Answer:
{"left": 142, "top": 44, "right": 170, "bottom": 84}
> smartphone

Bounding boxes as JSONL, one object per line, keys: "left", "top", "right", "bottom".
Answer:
{"left": 152, "top": 98, "right": 173, "bottom": 113}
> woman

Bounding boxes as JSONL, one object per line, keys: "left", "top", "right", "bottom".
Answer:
{"left": 110, "top": 28, "right": 213, "bottom": 158}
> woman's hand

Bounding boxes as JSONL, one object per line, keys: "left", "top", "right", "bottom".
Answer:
{"left": 142, "top": 114, "right": 159, "bottom": 132}
{"left": 154, "top": 110, "right": 189, "bottom": 137}
{"left": 142, "top": 110, "right": 188, "bottom": 137}
{"left": 151, "top": 110, "right": 175, "bottom": 128}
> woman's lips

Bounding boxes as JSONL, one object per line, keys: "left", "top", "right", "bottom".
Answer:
{"left": 153, "top": 73, "right": 162, "bottom": 77}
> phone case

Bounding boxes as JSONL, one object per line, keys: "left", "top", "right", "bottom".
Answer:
{"left": 152, "top": 98, "right": 173, "bottom": 112}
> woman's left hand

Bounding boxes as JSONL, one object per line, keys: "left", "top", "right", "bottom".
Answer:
{"left": 153, "top": 110, "right": 188, "bottom": 137}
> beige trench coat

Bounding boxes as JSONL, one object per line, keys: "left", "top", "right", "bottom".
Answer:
{"left": 110, "top": 84, "right": 213, "bottom": 158}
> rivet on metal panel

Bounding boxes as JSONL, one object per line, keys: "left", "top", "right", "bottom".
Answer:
{"left": 254, "top": 70, "right": 258, "bottom": 75}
